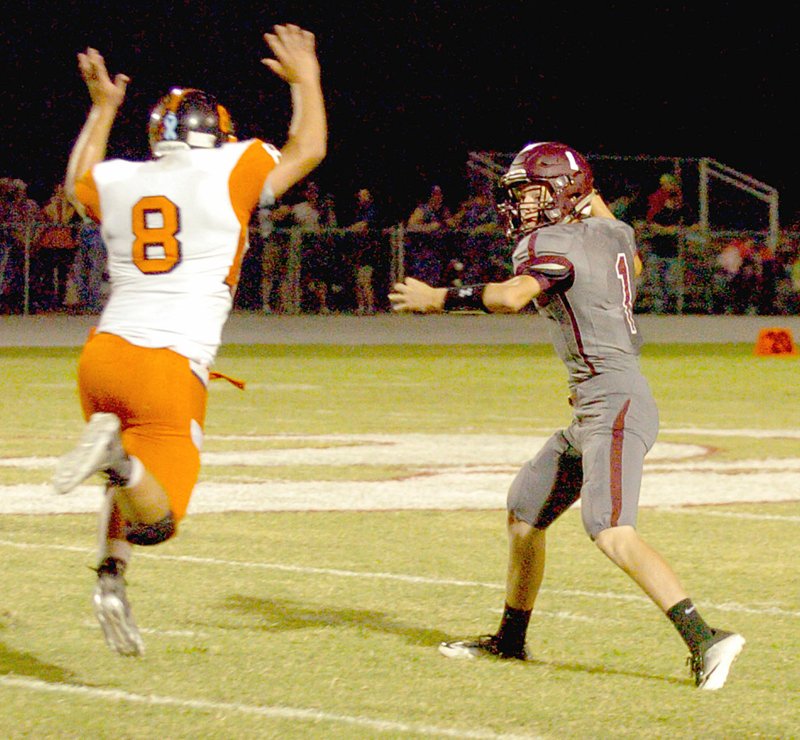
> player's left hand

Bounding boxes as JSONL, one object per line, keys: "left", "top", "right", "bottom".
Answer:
{"left": 262, "top": 24, "right": 320, "bottom": 85}
{"left": 389, "top": 277, "right": 446, "bottom": 313}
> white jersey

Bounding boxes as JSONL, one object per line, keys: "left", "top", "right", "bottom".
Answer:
{"left": 76, "top": 140, "right": 280, "bottom": 365}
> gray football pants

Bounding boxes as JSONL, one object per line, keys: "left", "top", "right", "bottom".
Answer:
{"left": 508, "top": 390, "right": 658, "bottom": 539}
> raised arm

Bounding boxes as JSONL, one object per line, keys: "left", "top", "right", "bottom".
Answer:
{"left": 262, "top": 24, "right": 327, "bottom": 201}
{"left": 65, "top": 48, "right": 129, "bottom": 216}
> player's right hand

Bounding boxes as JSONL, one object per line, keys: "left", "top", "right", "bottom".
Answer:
{"left": 78, "top": 48, "right": 129, "bottom": 108}
{"left": 389, "top": 277, "right": 446, "bottom": 313}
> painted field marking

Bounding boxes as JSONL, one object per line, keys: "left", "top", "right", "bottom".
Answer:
{"left": 657, "top": 509, "right": 800, "bottom": 523}
{"left": 3, "top": 431, "right": 800, "bottom": 515}
{"left": 0, "top": 675, "right": 542, "bottom": 740}
{"left": 1, "top": 538, "right": 797, "bottom": 619}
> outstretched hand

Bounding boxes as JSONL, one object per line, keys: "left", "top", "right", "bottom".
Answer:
{"left": 389, "top": 277, "right": 446, "bottom": 313}
{"left": 262, "top": 24, "right": 320, "bottom": 85}
{"left": 77, "top": 48, "right": 129, "bottom": 109}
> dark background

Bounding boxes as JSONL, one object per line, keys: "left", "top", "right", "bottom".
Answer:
{"left": 2, "top": 2, "right": 796, "bottom": 226}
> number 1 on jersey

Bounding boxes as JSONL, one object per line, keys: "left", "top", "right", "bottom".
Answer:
{"left": 615, "top": 253, "right": 637, "bottom": 334}
{"left": 132, "top": 195, "right": 182, "bottom": 274}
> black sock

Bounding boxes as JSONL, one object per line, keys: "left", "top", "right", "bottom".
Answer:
{"left": 106, "top": 457, "right": 132, "bottom": 487}
{"left": 666, "top": 598, "right": 714, "bottom": 652}
{"left": 495, "top": 604, "right": 532, "bottom": 653}
{"left": 97, "top": 556, "right": 126, "bottom": 577}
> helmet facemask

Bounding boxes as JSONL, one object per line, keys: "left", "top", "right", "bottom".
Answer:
{"left": 498, "top": 183, "right": 553, "bottom": 235}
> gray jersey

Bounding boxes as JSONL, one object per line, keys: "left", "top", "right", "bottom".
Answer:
{"left": 508, "top": 217, "right": 658, "bottom": 538}
{"left": 512, "top": 217, "right": 641, "bottom": 389}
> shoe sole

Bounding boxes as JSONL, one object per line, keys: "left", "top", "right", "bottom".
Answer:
{"left": 93, "top": 591, "right": 145, "bottom": 657}
{"left": 51, "top": 413, "right": 121, "bottom": 494}
{"left": 438, "top": 641, "right": 481, "bottom": 659}
{"left": 438, "top": 641, "right": 528, "bottom": 661}
{"left": 699, "top": 634, "right": 745, "bottom": 690}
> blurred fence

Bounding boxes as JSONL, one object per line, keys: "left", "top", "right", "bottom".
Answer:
{"left": 469, "top": 152, "right": 780, "bottom": 238}
{"left": 3, "top": 217, "right": 800, "bottom": 317}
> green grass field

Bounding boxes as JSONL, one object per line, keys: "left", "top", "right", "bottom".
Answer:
{"left": 1, "top": 343, "right": 798, "bottom": 738}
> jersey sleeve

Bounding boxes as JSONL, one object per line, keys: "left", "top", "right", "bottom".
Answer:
{"left": 516, "top": 255, "right": 575, "bottom": 293}
{"left": 513, "top": 231, "right": 575, "bottom": 294}
{"left": 228, "top": 140, "right": 281, "bottom": 222}
{"left": 74, "top": 169, "right": 102, "bottom": 222}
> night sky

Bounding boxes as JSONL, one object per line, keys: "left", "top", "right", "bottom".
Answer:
{"left": 2, "top": 2, "right": 797, "bottom": 226}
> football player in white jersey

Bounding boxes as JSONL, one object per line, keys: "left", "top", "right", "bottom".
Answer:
{"left": 51, "top": 24, "right": 326, "bottom": 656}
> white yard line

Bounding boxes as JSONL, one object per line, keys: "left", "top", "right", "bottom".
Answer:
{"left": 660, "top": 428, "right": 800, "bottom": 439}
{"left": 656, "top": 509, "right": 800, "bottom": 522}
{"left": 0, "top": 675, "right": 542, "bottom": 740}
{"left": 1, "top": 538, "right": 798, "bottom": 618}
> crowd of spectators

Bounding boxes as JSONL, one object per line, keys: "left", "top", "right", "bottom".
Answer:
{"left": 604, "top": 171, "right": 799, "bottom": 316}
{"left": 3, "top": 170, "right": 800, "bottom": 316}
{"left": 1, "top": 177, "right": 106, "bottom": 314}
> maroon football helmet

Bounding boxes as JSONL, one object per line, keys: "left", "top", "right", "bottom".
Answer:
{"left": 496, "top": 142, "right": 595, "bottom": 237}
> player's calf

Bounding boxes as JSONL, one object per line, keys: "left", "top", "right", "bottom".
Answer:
{"left": 125, "top": 512, "right": 176, "bottom": 546}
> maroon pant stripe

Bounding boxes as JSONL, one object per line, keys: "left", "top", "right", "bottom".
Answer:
{"left": 610, "top": 399, "right": 631, "bottom": 526}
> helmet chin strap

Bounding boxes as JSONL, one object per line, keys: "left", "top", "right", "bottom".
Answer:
{"left": 566, "top": 192, "right": 595, "bottom": 222}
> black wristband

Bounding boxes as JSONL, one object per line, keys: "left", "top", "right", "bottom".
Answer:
{"left": 443, "top": 284, "right": 487, "bottom": 312}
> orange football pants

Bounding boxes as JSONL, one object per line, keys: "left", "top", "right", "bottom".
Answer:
{"left": 77, "top": 331, "right": 208, "bottom": 521}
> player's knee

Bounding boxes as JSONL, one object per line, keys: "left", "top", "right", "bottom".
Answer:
{"left": 507, "top": 510, "right": 533, "bottom": 533}
{"left": 593, "top": 525, "right": 637, "bottom": 560}
{"left": 126, "top": 512, "right": 176, "bottom": 546}
{"left": 582, "top": 515, "right": 600, "bottom": 542}
{"left": 582, "top": 505, "right": 614, "bottom": 542}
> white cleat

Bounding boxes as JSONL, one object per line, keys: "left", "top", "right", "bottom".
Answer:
{"left": 439, "top": 635, "right": 529, "bottom": 661}
{"left": 690, "top": 630, "right": 745, "bottom": 690}
{"left": 93, "top": 572, "right": 145, "bottom": 657}
{"left": 51, "top": 413, "right": 124, "bottom": 494}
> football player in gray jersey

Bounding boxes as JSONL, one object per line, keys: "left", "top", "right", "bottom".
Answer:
{"left": 390, "top": 141, "right": 744, "bottom": 690}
